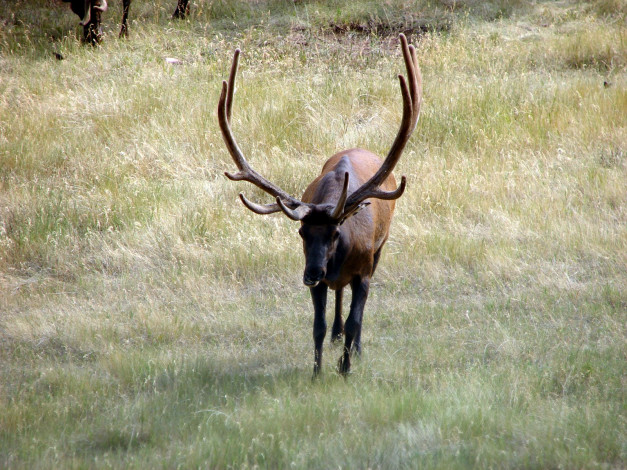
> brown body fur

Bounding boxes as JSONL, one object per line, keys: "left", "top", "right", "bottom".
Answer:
{"left": 302, "top": 149, "right": 396, "bottom": 290}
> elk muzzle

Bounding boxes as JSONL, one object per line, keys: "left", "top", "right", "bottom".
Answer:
{"left": 302, "top": 240, "right": 327, "bottom": 286}
{"left": 303, "top": 266, "right": 326, "bottom": 287}
{"left": 300, "top": 224, "right": 341, "bottom": 287}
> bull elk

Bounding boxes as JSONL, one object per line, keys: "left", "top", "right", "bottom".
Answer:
{"left": 218, "top": 34, "right": 422, "bottom": 376}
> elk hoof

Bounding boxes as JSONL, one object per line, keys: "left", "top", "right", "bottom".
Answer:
{"left": 331, "top": 331, "right": 343, "bottom": 343}
{"left": 337, "top": 355, "right": 351, "bottom": 375}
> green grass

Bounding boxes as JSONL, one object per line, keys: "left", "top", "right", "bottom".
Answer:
{"left": 1, "top": 0, "right": 626, "bottom": 468}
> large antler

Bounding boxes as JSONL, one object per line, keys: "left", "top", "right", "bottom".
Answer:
{"left": 341, "top": 33, "right": 422, "bottom": 217}
{"left": 219, "top": 34, "right": 421, "bottom": 223}
{"left": 218, "top": 49, "right": 311, "bottom": 218}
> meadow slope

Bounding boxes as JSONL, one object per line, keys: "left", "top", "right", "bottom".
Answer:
{"left": 1, "top": 0, "right": 626, "bottom": 468}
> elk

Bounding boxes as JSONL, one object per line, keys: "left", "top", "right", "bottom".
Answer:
{"left": 63, "top": 0, "right": 190, "bottom": 44}
{"left": 218, "top": 34, "right": 422, "bottom": 376}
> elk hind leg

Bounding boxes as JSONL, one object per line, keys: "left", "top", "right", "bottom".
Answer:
{"left": 331, "top": 288, "right": 344, "bottom": 343}
{"left": 372, "top": 245, "right": 384, "bottom": 275}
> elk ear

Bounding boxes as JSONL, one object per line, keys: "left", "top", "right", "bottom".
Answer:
{"left": 339, "top": 201, "right": 370, "bottom": 225}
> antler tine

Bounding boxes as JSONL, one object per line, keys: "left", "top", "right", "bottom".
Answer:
{"left": 409, "top": 43, "right": 422, "bottom": 130}
{"left": 343, "top": 33, "right": 422, "bottom": 213}
{"left": 365, "top": 175, "right": 407, "bottom": 200}
{"left": 276, "top": 197, "right": 312, "bottom": 221}
{"left": 218, "top": 49, "right": 304, "bottom": 214}
{"left": 225, "top": 48, "right": 240, "bottom": 123}
{"left": 239, "top": 193, "right": 281, "bottom": 215}
{"left": 330, "top": 172, "right": 350, "bottom": 220}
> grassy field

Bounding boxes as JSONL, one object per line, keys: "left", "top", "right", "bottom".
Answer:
{"left": 1, "top": 0, "right": 626, "bottom": 468}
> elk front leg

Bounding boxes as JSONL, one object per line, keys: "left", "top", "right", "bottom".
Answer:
{"left": 338, "top": 276, "right": 369, "bottom": 375}
{"left": 331, "top": 288, "right": 344, "bottom": 342}
{"left": 310, "top": 282, "right": 328, "bottom": 377}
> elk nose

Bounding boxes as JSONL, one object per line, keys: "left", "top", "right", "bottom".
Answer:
{"left": 303, "top": 270, "right": 324, "bottom": 286}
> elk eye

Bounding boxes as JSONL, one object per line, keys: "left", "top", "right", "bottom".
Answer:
{"left": 332, "top": 228, "right": 340, "bottom": 240}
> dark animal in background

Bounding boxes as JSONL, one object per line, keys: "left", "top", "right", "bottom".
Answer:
{"left": 218, "top": 34, "right": 422, "bottom": 376}
{"left": 63, "top": 0, "right": 108, "bottom": 43}
{"left": 63, "top": 0, "right": 190, "bottom": 44}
